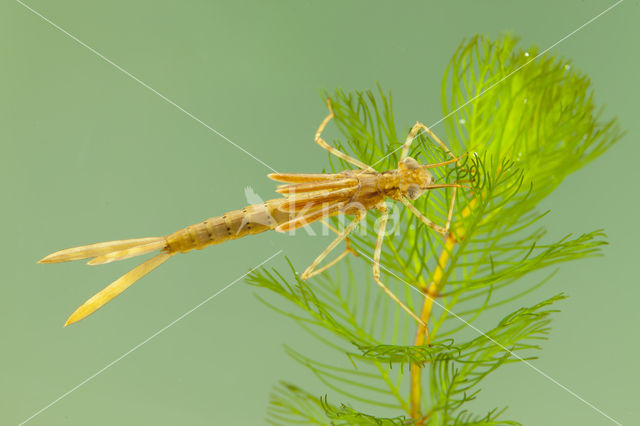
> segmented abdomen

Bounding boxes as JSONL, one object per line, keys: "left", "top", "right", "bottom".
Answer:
{"left": 166, "top": 198, "right": 292, "bottom": 254}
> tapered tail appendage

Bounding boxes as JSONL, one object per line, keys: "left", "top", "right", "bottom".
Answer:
{"left": 38, "top": 237, "right": 166, "bottom": 264}
{"left": 38, "top": 236, "right": 172, "bottom": 325}
{"left": 64, "top": 252, "right": 174, "bottom": 326}
{"left": 87, "top": 239, "right": 167, "bottom": 265}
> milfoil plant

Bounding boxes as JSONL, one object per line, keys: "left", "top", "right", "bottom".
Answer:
{"left": 247, "top": 35, "right": 622, "bottom": 425}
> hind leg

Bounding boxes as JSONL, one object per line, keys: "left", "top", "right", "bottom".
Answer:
{"left": 300, "top": 211, "right": 365, "bottom": 280}
{"left": 301, "top": 219, "right": 358, "bottom": 279}
{"left": 315, "top": 99, "right": 374, "bottom": 171}
{"left": 400, "top": 186, "right": 458, "bottom": 236}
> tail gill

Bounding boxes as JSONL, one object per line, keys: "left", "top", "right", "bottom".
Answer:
{"left": 39, "top": 236, "right": 173, "bottom": 326}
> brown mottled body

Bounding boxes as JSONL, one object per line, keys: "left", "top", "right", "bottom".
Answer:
{"left": 165, "top": 199, "right": 292, "bottom": 253}
{"left": 164, "top": 165, "right": 435, "bottom": 255}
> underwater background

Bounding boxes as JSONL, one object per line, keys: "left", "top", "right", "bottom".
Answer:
{"left": 1, "top": 1, "right": 637, "bottom": 424}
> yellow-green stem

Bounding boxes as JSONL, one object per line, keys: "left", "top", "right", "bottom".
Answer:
{"left": 409, "top": 236, "right": 455, "bottom": 422}
{"left": 409, "top": 199, "right": 476, "bottom": 423}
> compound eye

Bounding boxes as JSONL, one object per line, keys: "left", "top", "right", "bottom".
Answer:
{"left": 406, "top": 184, "right": 424, "bottom": 200}
{"left": 401, "top": 157, "right": 420, "bottom": 170}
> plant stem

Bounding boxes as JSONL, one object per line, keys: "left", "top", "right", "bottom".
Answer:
{"left": 410, "top": 235, "right": 456, "bottom": 422}
{"left": 410, "top": 199, "right": 476, "bottom": 422}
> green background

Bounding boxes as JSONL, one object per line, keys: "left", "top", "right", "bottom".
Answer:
{"left": 2, "top": 1, "right": 637, "bottom": 425}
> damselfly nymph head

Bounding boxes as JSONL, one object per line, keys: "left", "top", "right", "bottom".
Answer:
{"left": 397, "top": 157, "right": 434, "bottom": 200}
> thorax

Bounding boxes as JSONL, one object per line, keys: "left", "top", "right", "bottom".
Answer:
{"left": 341, "top": 169, "right": 401, "bottom": 210}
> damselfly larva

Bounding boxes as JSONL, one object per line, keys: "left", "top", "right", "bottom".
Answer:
{"left": 40, "top": 100, "right": 467, "bottom": 327}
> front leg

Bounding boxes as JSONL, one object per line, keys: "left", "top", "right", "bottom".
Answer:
{"left": 400, "top": 186, "right": 458, "bottom": 236}
{"left": 401, "top": 121, "right": 458, "bottom": 163}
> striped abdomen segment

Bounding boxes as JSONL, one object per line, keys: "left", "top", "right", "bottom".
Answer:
{"left": 165, "top": 198, "right": 291, "bottom": 254}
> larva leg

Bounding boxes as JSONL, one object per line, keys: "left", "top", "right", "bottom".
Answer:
{"left": 443, "top": 186, "right": 457, "bottom": 234}
{"left": 400, "top": 187, "right": 458, "bottom": 236}
{"left": 302, "top": 249, "right": 351, "bottom": 279}
{"left": 373, "top": 203, "right": 426, "bottom": 327}
{"left": 302, "top": 219, "right": 358, "bottom": 279}
{"left": 316, "top": 99, "right": 373, "bottom": 171}
{"left": 401, "top": 122, "right": 458, "bottom": 163}
{"left": 322, "top": 219, "right": 358, "bottom": 258}
{"left": 300, "top": 211, "right": 365, "bottom": 280}
{"left": 276, "top": 202, "right": 344, "bottom": 233}
{"left": 422, "top": 154, "right": 467, "bottom": 169}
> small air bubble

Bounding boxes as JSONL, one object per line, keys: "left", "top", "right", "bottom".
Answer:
{"left": 524, "top": 52, "right": 530, "bottom": 57}
{"left": 523, "top": 98, "right": 528, "bottom": 104}
{"left": 459, "top": 118, "right": 466, "bottom": 125}
{"left": 564, "top": 64, "right": 571, "bottom": 70}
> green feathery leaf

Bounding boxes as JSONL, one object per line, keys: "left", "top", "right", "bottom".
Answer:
{"left": 248, "top": 34, "right": 623, "bottom": 425}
